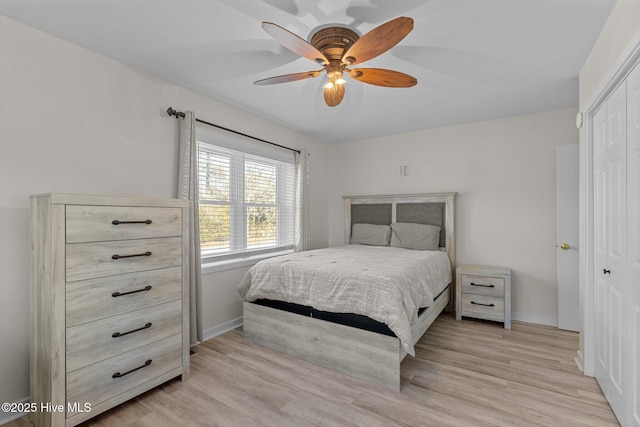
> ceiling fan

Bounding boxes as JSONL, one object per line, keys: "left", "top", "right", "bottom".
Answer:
{"left": 254, "top": 16, "right": 417, "bottom": 107}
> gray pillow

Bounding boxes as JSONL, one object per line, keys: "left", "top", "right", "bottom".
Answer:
{"left": 350, "top": 223, "right": 391, "bottom": 246}
{"left": 390, "top": 223, "right": 441, "bottom": 250}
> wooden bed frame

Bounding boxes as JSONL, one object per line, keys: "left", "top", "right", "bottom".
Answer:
{"left": 242, "top": 193, "right": 456, "bottom": 391}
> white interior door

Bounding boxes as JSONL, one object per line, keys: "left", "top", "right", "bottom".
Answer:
{"left": 594, "top": 80, "right": 627, "bottom": 423}
{"left": 626, "top": 62, "right": 640, "bottom": 427}
{"left": 556, "top": 144, "right": 579, "bottom": 331}
{"left": 605, "top": 80, "right": 627, "bottom": 422}
{"left": 593, "top": 103, "right": 609, "bottom": 398}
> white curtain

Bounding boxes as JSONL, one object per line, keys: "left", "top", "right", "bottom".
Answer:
{"left": 294, "top": 148, "right": 310, "bottom": 252}
{"left": 177, "top": 111, "right": 203, "bottom": 345}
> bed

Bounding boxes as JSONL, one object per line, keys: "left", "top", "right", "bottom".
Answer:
{"left": 239, "top": 193, "right": 456, "bottom": 391}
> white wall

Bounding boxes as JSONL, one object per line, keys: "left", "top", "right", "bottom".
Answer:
{"left": 0, "top": 14, "right": 328, "bottom": 415}
{"left": 327, "top": 108, "right": 579, "bottom": 326}
{"left": 577, "top": 0, "right": 640, "bottom": 369}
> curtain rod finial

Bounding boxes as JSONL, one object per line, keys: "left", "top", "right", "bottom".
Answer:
{"left": 167, "top": 107, "right": 185, "bottom": 118}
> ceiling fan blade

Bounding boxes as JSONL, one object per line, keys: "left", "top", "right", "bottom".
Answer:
{"left": 324, "top": 83, "right": 346, "bottom": 107}
{"left": 254, "top": 70, "right": 323, "bottom": 85}
{"left": 342, "top": 17, "right": 413, "bottom": 65}
{"left": 349, "top": 68, "right": 417, "bottom": 87}
{"left": 262, "top": 22, "right": 328, "bottom": 64}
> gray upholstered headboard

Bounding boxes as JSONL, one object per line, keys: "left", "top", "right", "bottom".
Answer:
{"left": 343, "top": 193, "right": 456, "bottom": 270}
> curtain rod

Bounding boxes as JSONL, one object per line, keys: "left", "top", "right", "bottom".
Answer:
{"left": 166, "top": 107, "right": 300, "bottom": 154}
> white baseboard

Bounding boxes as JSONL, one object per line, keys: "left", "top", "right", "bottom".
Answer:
{"left": 201, "top": 317, "right": 243, "bottom": 343}
{"left": 510, "top": 312, "right": 557, "bottom": 328}
{"left": 574, "top": 350, "right": 585, "bottom": 373}
{"left": 0, "top": 398, "right": 30, "bottom": 425}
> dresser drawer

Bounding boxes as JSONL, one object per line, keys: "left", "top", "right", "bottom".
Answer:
{"left": 66, "top": 334, "right": 182, "bottom": 415}
{"left": 461, "top": 293, "right": 504, "bottom": 318}
{"left": 66, "top": 266, "right": 182, "bottom": 327}
{"left": 66, "top": 237, "right": 182, "bottom": 282}
{"left": 66, "top": 206, "right": 182, "bottom": 243}
{"left": 66, "top": 300, "right": 182, "bottom": 372}
{"left": 460, "top": 274, "right": 505, "bottom": 297}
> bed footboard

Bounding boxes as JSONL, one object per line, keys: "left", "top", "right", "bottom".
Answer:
{"left": 242, "top": 285, "right": 451, "bottom": 391}
{"left": 243, "top": 301, "right": 402, "bottom": 391}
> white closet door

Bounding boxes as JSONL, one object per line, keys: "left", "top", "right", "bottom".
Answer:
{"left": 594, "top": 80, "right": 628, "bottom": 422}
{"left": 627, "top": 62, "right": 640, "bottom": 427}
{"left": 593, "top": 104, "right": 609, "bottom": 395}
{"left": 607, "top": 80, "right": 628, "bottom": 422}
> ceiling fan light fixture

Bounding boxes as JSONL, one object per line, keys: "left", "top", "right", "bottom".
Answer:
{"left": 324, "top": 79, "right": 346, "bottom": 107}
{"left": 324, "top": 76, "right": 346, "bottom": 90}
{"left": 255, "top": 17, "right": 417, "bottom": 107}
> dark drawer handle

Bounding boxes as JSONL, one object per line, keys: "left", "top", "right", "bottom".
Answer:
{"left": 112, "top": 251, "right": 152, "bottom": 260}
{"left": 112, "top": 322, "right": 152, "bottom": 338}
{"left": 112, "top": 285, "right": 152, "bottom": 298}
{"left": 112, "top": 359, "right": 152, "bottom": 379}
{"left": 470, "top": 282, "right": 495, "bottom": 288}
{"left": 470, "top": 301, "right": 495, "bottom": 307}
{"left": 112, "top": 220, "right": 152, "bottom": 225}
{"left": 603, "top": 269, "right": 611, "bottom": 275}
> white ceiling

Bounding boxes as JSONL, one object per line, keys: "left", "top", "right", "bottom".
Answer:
{"left": 0, "top": 0, "right": 615, "bottom": 143}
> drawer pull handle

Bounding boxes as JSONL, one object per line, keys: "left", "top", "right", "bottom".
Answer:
{"left": 470, "top": 301, "right": 495, "bottom": 307}
{"left": 112, "top": 251, "right": 152, "bottom": 260}
{"left": 470, "top": 282, "right": 495, "bottom": 288}
{"left": 603, "top": 269, "right": 611, "bottom": 275}
{"left": 112, "top": 322, "right": 152, "bottom": 338}
{"left": 112, "top": 219, "right": 152, "bottom": 225}
{"left": 112, "top": 285, "right": 153, "bottom": 298}
{"left": 112, "top": 359, "right": 152, "bottom": 379}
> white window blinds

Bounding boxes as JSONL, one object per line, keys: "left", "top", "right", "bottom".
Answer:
{"left": 197, "top": 126, "right": 295, "bottom": 262}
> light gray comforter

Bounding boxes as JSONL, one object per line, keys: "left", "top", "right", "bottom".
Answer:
{"left": 237, "top": 245, "right": 452, "bottom": 356}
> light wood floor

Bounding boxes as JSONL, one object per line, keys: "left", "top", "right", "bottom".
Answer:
{"left": 9, "top": 314, "right": 618, "bottom": 427}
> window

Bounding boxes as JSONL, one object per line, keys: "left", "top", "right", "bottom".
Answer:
{"left": 197, "top": 127, "right": 295, "bottom": 265}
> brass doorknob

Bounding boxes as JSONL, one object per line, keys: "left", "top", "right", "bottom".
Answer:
{"left": 560, "top": 243, "right": 570, "bottom": 250}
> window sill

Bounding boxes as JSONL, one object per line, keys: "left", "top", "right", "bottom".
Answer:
{"left": 201, "top": 249, "right": 294, "bottom": 274}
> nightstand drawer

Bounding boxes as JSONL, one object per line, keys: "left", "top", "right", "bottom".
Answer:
{"left": 461, "top": 274, "right": 504, "bottom": 297}
{"left": 461, "top": 294, "right": 504, "bottom": 318}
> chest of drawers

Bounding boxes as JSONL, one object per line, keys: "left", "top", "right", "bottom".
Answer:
{"left": 30, "top": 193, "right": 190, "bottom": 427}
{"left": 455, "top": 264, "right": 511, "bottom": 329}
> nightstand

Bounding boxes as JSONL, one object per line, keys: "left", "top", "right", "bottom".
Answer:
{"left": 455, "top": 264, "right": 511, "bottom": 329}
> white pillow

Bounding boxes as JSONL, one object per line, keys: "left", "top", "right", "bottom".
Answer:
{"left": 350, "top": 223, "right": 391, "bottom": 246}
{"left": 390, "top": 223, "right": 441, "bottom": 250}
